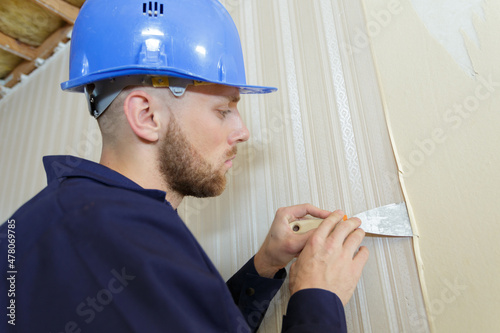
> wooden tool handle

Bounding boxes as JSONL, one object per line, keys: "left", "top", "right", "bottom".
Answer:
{"left": 290, "top": 219, "right": 323, "bottom": 234}
{"left": 290, "top": 215, "right": 347, "bottom": 234}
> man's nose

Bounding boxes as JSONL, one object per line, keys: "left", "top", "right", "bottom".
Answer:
{"left": 228, "top": 116, "right": 250, "bottom": 145}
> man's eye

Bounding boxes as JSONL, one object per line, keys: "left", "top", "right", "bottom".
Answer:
{"left": 218, "top": 110, "right": 231, "bottom": 118}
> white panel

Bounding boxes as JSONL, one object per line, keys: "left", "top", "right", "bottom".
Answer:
{"left": 409, "top": 0, "right": 485, "bottom": 76}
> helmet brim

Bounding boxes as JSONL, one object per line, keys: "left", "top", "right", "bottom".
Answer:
{"left": 61, "top": 68, "right": 277, "bottom": 94}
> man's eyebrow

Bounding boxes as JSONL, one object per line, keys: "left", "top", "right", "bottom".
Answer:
{"left": 226, "top": 95, "right": 240, "bottom": 103}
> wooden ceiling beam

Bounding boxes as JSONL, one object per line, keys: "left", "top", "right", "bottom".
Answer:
{"left": 34, "top": 24, "right": 73, "bottom": 59}
{"left": 0, "top": 1, "right": 80, "bottom": 97}
{"left": 2, "top": 25, "right": 73, "bottom": 89}
{"left": 0, "top": 32, "right": 37, "bottom": 61}
{"left": 30, "top": 0, "right": 79, "bottom": 24}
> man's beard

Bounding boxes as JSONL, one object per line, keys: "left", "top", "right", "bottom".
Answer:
{"left": 158, "top": 117, "right": 236, "bottom": 198}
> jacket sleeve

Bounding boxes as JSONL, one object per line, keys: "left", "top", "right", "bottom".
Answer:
{"left": 226, "top": 256, "right": 287, "bottom": 333}
{"left": 281, "top": 289, "right": 347, "bottom": 333}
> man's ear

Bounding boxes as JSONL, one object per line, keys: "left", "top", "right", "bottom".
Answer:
{"left": 122, "top": 90, "right": 161, "bottom": 143}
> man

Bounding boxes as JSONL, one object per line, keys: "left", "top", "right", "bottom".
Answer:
{"left": 0, "top": 0, "right": 368, "bottom": 332}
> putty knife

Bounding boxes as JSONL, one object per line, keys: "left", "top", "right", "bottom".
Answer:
{"left": 289, "top": 202, "right": 413, "bottom": 237}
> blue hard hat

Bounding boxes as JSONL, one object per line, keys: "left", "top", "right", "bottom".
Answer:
{"left": 61, "top": 0, "right": 277, "bottom": 95}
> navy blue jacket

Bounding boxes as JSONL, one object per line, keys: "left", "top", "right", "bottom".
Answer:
{"left": 0, "top": 156, "right": 346, "bottom": 332}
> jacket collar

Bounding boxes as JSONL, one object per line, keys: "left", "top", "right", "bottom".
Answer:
{"left": 43, "top": 155, "right": 167, "bottom": 203}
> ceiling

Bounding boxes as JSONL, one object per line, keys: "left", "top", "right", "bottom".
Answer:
{"left": 0, "top": 0, "right": 85, "bottom": 99}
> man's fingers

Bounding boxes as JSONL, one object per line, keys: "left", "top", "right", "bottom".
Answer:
{"left": 353, "top": 246, "right": 370, "bottom": 270}
{"left": 303, "top": 204, "right": 332, "bottom": 220}
{"left": 315, "top": 210, "right": 345, "bottom": 239}
{"left": 343, "top": 226, "right": 365, "bottom": 253}
{"left": 286, "top": 203, "right": 331, "bottom": 221}
{"left": 329, "top": 217, "right": 362, "bottom": 245}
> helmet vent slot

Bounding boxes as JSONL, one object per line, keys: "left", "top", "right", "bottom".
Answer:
{"left": 143, "top": 2, "right": 163, "bottom": 17}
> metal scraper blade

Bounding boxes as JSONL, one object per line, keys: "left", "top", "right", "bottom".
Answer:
{"left": 289, "top": 202, "right": 413, "bottom": 237}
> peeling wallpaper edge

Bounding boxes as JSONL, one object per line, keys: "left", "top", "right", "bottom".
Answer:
{"left": 366, "top": 36, "right": 432, "bottom": 330}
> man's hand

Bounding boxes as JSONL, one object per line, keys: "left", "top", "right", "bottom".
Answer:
{"left": 288, "top": 210, "right": 369, "bottom": 305}
{"left": 254, "top": 204, "right": 332, "bottom": 278}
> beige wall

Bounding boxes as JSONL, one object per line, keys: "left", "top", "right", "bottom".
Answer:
{"left": 0, "top": 1, "right": 430, "bottom": 332}
{"left": 362, "top": 0, "right": 500, "bottom": 331}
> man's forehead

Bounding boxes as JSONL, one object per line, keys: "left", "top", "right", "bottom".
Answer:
{"left": 189, "top": 84, "right": 240, "bottom": 103}
{"left": 215, "top": 85, "right": 240, "bottom": 104}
